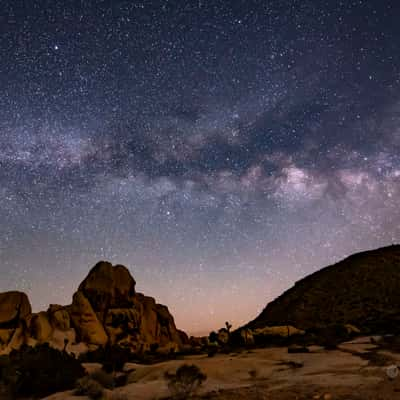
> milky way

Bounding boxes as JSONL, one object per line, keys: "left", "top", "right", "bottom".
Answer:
{"left": 1, "top": 1, "right": 399, "bottom": 334}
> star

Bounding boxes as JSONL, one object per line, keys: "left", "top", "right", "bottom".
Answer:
{"left": 0, "top": 0, "right": 398, "bottom": 334}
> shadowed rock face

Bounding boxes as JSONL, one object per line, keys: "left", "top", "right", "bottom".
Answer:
{"left": 0, "top": 262, "right": 183, "bottom": 354}
{"left": 69, "top": 291, "right": 109, "bottom": 346}
{"left": 246, "top": 245, "right": 400, "bottom": 333}
{"left": 78, "top": 262, "right": 136, "bottom": 317}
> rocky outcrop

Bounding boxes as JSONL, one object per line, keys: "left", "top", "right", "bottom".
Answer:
{"left": 48, "top": 304, "right": 70, "bottom": 331}
{"left": 0, "top": 292, "right": 32, "bottom": 352}
{"left": 253, "top": 326, "right": 305, "bottom": 337}
{"left": 0, "top": 261, "right": 184, "bottom": 354}
{"left": 28, "top": 311, "right": 53, "bottom": 342}
{"left": 245, "top": 245, "right": 400, "bottom": 333}
{"left": 0, "top": 291, "right": 31, "bottom": 327}
{"left": 78, "top": 262, "right": 136, "bottom": 319}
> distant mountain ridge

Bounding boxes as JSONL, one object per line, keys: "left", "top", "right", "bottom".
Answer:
{"left": 246, "top": 245, "right": 400, "bottom": 333}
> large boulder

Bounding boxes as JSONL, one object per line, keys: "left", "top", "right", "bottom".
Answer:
{"left": 0, "top": 291, "right": 31, "bottom": 327}
{"left": 177, "top": 329, "right": 190, "bottom": 345}
{"left": 253, "top": 326, "right": 305, "bottom": 337}
{"left": 0, "top": 292, "right": 32, "bottom": 353}
{"left": 78, "top": 261, "right": 136, "bottom": 317}
{"left": 48, "top": 304, "right": 70, "bottom": 331}
{"left": 132, "top": 294, "right": 182, "bottom": 348}
{"left": 69, "top": 291, "right": 108, "bottom": 346}
{"left": 6, "top": 322, "right": 30, "bottom": 352}
{"left": 29, "top": 311, "right": 53, "bottom": 342}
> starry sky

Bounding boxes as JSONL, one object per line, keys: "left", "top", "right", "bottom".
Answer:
{"left": 1, "top": 0, "right": 399, "bottom": 335}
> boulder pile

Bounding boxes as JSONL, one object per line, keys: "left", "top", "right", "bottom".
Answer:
{"left": 0, "top": 261, "right": 186, "bottom": 355}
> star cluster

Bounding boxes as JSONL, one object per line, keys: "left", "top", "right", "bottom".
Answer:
{"left": 0, "top": 0, "right": 399, "bottom": 334}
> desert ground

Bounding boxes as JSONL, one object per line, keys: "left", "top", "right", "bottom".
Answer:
{"left": 44, "top": 336, "right": 400, "bottom": 400}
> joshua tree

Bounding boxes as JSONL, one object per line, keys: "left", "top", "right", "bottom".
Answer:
{"left": 225, "top": 321, "right": 232, "bottom": 333}
{"left": 63, "top": 338, "right": 69, "bottom": 353}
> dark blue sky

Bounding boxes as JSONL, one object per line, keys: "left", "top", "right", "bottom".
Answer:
{"left": 0, "top": 0, "right": 399, "bottom": 333}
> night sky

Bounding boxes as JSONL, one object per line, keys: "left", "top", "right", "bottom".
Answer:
{"left": 1, "top": 1, "right": 399, "bottom": 334}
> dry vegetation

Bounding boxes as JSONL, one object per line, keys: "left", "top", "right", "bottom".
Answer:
{"left": 3, "top": 334, "right": 400, "bottom": 400}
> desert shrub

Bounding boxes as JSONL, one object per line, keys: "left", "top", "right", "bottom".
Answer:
{"left": 89, "top": 368, "right": 127, "bottom": 389}
{"left": 150, "top": 343, "right": 159, "bottom": 353}
{"left": 208, "top": 331, "right": 218, "bottom": 343}
{"left": 317, "top": 325, "right": 350, "bottom": 349}
{"left": 375, "top": 335, "right": 400, "bottom": 353}
{"left": 90, "top": 369, "right": 116, "bottom": 389}
{"left": 115, "top": 373, "right": 128, "bottom": 387}
{"left": 304, "top": 325, "right": 351, "bottom": 349}
{"left": 75, "top": 376, "right": 104, "bottom": 399}
{"left": 229, "top": 330, "right": 246, "bottom": 347}
{"left": 79, "top": 345, "right": 105, "bottom": 363}
{"left": 164, "top": 364, "right": 207, "bottom": 399}
{"left": 79, "top": 344, "right": 132, "bottom": 372}
{"left": 0, "top": 344, "right": 85, "bottom": 398}
{"left": 358, "top": 350, "right": 395, "bottom": 366}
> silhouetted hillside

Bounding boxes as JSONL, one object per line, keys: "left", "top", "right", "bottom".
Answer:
{"left": 246, "top": 245, "right": 400, "bottom": 333}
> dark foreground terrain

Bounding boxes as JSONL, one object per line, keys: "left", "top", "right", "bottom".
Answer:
{"left": 34, "top": 336, "right": 400, "bottom": 400}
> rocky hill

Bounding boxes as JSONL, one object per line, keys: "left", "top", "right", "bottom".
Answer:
{"left": 0, "top": 261, "right": 187, "bottom": 355}
{"left": 246, "top": 245, "right": 400, "bottom": 333}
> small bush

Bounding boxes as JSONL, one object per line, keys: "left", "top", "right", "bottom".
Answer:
{"left": 309, "top": 325, "right": 350, "bottom": 349}
{"left": 150, "top": 343, "right": 159, "bottom": 353}
{"left": 90, "top": 369, "right": 116, "bottom": 389}
{"left": 75, "top": 376, "right": 104, "bottom": 400}
{"left": 375, "top": 335, "right": 400, "bottom": 353}
{"left": 229, "top": 330, "right": 246, "bottom": 347}
{"left": 208, "top": 331, "right": 218, "bottom": 344}
{"left": 358, "top": 350, "right": 395, "bottom": 366}
{"left": 79, "top": 344, "right": 132, "bottom": 372}
{"left": 164, "top": 364, "right": 207, "bottom": 399}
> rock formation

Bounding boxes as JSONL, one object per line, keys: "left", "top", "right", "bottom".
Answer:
{"left": 245, "top": 245, "right": 400, "bottom": 333}
{"left": 0, "top": 292, "right": 31, "bottom": 327}
{"left": 0, "top": 261, "right": 184, "bottom": 354}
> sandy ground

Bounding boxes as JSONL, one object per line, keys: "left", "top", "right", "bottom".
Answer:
{"left": 44, "top": 337, "right": 400, "bottom": 400}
